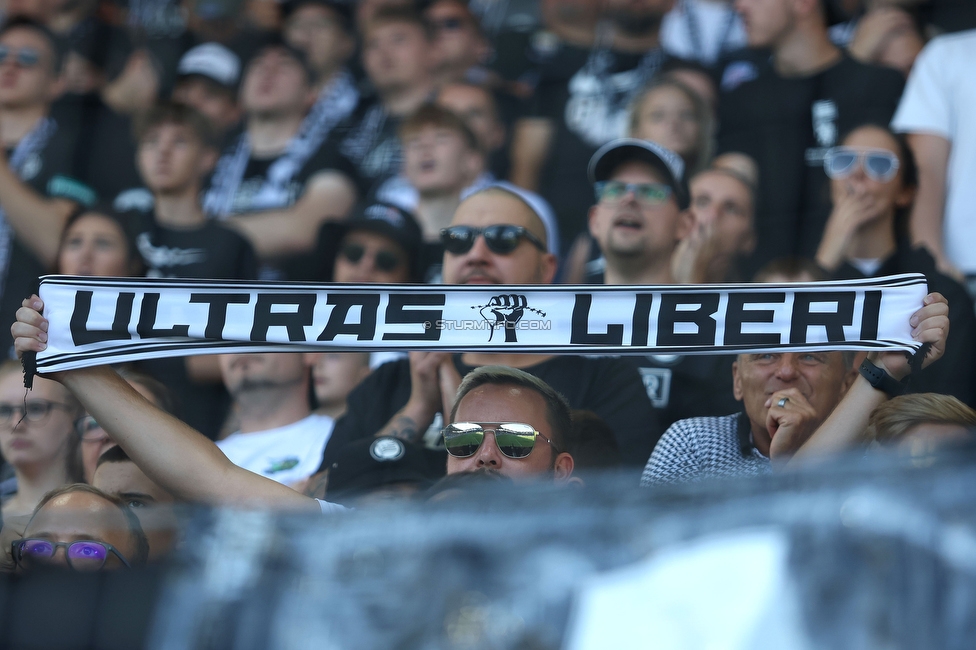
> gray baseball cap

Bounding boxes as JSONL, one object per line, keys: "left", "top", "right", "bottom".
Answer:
{"left": 588, "top": 138, "right": 690, "bottom": 209}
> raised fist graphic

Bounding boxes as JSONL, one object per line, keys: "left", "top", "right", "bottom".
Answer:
{"left": 481, "top": 294, "right": 527, "bottom": 342}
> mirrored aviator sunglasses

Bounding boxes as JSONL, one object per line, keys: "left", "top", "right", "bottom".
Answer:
{"left": 823, "top": 147, "right": 899, "bottom": 182}
{"left": 443, "top": 422, "right": 550, "bottom": 459}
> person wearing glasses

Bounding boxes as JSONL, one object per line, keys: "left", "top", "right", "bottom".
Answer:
{"left": 583, "top": 139, "right": 739, "bottom": 430}
{"left": 10, "top": 484, "right": 148, "bottom": 571}
{"left": 815, "top": 124, "right": 976, "bottom": 407}
{"left": 0, "top": 360, "right": 82, "bottom": 522}
{"left": 0, "top": 17, "right": 98, "bottom": 358}
{"left": 316, "top": 182, "right": 658, "bottom": 479}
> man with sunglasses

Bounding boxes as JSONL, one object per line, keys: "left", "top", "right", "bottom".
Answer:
{"left": 424, "top": 0, "right": 492, "bottom": 88}
{"left": 0, "top": 17, "right": 97, "bottom": 357}
{"left": 319, "top": 183, "right": 658, "bottom": 476}
{"left": 585, "top": 139, "right": 740, "bottom": 430}
{"left": 10, "top": 484, "right": 148, "bottom": 572}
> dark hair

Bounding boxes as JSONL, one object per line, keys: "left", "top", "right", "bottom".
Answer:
{"left": 0, "top": 17, "right": 64, "bottom": 74}
{"left": 134, "top": 101, "right": 218, "bottom": 148}
{"left": 28, "top": 483, "right": 150, "bottom": 567}
{"left": 566, "top": 410, "right": 620, "bottom": 470}
{"left": 95, "top": 444, "right": 130, "bottom": 468}
{"left": 366, "top": 5, "right": 435, "bottom": 41}
{"left": 400, "top": 103, "right": 481, "bottom": 153}
{"left": 57, "top": 204, "right": 143, "bottom": 275}
{"left": 245, "top": 35, "right": 315, "bottom": 84}
{"left": 450, "top": 366, "right": 573, "bottom": 453}
{"left": 839, "top": 123, "right": 918, "bottom": 241}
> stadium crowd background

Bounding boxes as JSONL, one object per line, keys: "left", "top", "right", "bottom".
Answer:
{"left": 0, "top": 0, "right": 975, "bottom": 574}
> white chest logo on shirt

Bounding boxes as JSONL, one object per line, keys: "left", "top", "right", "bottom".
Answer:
{"left": 564, "top": 67, "right": 639, "bottom": 147}
{"left": 638, "top": 367, "right": 673, "bottom": 408}
{"left": 370, "top": 437, "right": 406, "bottom": 461}
{"left": 812, "top": 100, "right": 838, "bottom": 148}
{"left": 20, "top": 153, "right": 42, "bottom": 181}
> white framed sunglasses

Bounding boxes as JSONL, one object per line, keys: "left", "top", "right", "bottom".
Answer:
{"left": 823, "top": 147, "right": 900, "bottom": 183}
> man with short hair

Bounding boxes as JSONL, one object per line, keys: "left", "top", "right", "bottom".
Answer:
{"left": 92, "top": 446, "right": 179, "bottom": 561}
{"left": 436, "top": 82, "right": 509, "bottom": 179}
{"left": 511, "top": 0, "right": 675, "bottom": 251}
{"left": 377, "top": 103, "right": 487, "bottom": 242}
{"left": 0, "top": 17, "right": 96, "bottom": 355}
{"left": 11, "top": 484, "right": 149, "bottom": 571}
{"left": 215, "top": 352, "right": 333, "bottom": 488}
{"left": 201, "top": 37, "right": 357, "bottom": 267}
{"left": 329, "top": 6, "right": 438, "bottom": 195}
{"left": 716, "top": 0, "right": 904, "bottom": 272}
{"left": 424, "top": 0, "right": 492, "bottom": 87}
{"left": 321, "top": 183, "right": 659, "bottom": 472}
{"left": 171, "top": 42, "right": 243, "bottom": 143}
{"left": 641, "top": 350, "right": 858, "bottom": 484}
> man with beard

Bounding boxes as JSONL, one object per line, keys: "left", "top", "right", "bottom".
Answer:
{"left": 214, "top": 353, "right": 333, "bottom": 488}
{"left": 511, "top": 0, "right": 674, "bottom": 252}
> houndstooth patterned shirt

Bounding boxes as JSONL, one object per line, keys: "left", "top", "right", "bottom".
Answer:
{"left": 640, "top": 413, "right": 771, "bottom": 486}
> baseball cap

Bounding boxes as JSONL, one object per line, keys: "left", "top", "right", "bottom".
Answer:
{"left": 177, "top": 43, "right": 241, "bottom": 88}
{"left": 325, "top": 436, "right": 435, "bottom": 504}
{"left": 318, "top": 202, "right": 425, "bottom": 280}
{"left": 588, "top": 138, "right": 690, "bottom": 209}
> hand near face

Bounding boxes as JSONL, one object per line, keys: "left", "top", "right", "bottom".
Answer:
{"left": 765, "top": 387, "right": 820, "bottom": 459}
{"left": 816, "top": 185, "right": 878, "bottom": 271}
{"left": 672, "top": 217, "right": 721, "bottom": 284}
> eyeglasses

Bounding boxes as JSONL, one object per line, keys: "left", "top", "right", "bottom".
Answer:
{"left": 75, "top": 415, "right": 108, "bottom": 441}
{"left": 12, "top": 538, "right": 132, "bottom": 571}
{"left": 0, "top": 45, "right": 41, "bottom": 68}
{"left": 594, "top": 181, "right": 673, "bottom": 206}
{"left": 340, "top": 243, "right": 403, "bottom": 272}
{"left": 823, "top": 147, "right": 900, "bottom": 182}
{"left": 443, "top": 422, "right": 557, "bottom": 459}
{"left": 440, "top": 225, "right": 547, "bottom": 255}
{"left": 0, "top": 400, "right": 73, "bottom": 425}
{"left": 430, "top": 17, "right": 465, "bottom": 32}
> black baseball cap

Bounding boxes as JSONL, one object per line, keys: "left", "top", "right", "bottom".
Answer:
{"left": 588, "top": 138, "right": 690, "bottom": 209}
{"left": 325, "top": 436, "right": 435, "bottom": 504}
{"left": 318, "top": 202, "right": 425, "bottom": 281}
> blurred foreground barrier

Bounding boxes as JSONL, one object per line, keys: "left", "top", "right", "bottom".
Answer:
{"left": 32, "top": 274, "right": 926, "bottom": 372}
{"left": 5, "top": 449, "right": 975, "bottom": 649}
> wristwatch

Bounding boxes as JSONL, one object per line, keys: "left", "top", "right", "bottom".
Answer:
{"left": 858, "top": 358, "right": 907, "bottom": 398}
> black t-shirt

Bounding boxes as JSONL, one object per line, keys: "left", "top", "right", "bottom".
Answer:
{"left": 135, "top": 215, "right": 258, "bottom": 280}
{"left": 329, "top": 96, "right": 406, "bottom": 197}
{"left": 531, "top": 44, "right": 667, "bottom": 251}
{"left": 132, "top": 214, "right": 258, "bottom": 440}
{"left": 622, "top": 354, "right": 739, "bottom": 431}
{"left": 717, "top": 52, "right": 904, "bottom": 274}
{"left": 321, "top": 354, "right": 662, "bottom": 474}
{"left": 832, "top": 244, "right": 976, "bottom": 408}
{"left": 0, "top": 118, "right": 95, "bottom": 357}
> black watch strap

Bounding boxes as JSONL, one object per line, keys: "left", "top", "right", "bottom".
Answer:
{"left": 859, "top": 358, "right": 907, "bottom": 398}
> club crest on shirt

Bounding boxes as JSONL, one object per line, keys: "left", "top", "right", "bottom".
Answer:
{"left": 370, "top": 437, "right": 405, "bottom": 462}
{"left": 638, "top": 367, "right": 673, "bottom": 408}
{"left": 720, "top": 60, "right": 758, "bottom": 91}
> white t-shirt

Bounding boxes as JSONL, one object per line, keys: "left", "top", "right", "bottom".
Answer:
{"left": 891, "top": 30, "right": 976, "bottom": 274}
{"left": 217, "top": 414, "right": 334, "bottom": 486}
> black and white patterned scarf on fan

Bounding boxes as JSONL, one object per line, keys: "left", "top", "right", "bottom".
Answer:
{"left": 0, "top": 117, "right": 57, "bottom": 301}
{"left": 203, "top": 69, "right": 359, "bottom": 217}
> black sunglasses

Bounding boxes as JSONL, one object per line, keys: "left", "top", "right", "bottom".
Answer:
{"left": 340, "top": 243, "right": 403, "bottom": 272}
{"left": 440, "top": 225, "right": 547, "bottom": 256}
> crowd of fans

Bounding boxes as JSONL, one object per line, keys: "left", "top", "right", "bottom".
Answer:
{"left": 0, "top": 0, "right": 974, "bottom": 574}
